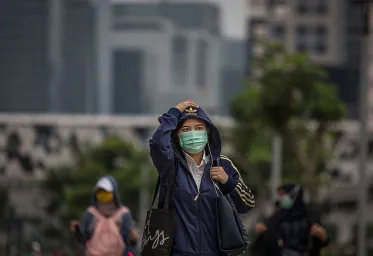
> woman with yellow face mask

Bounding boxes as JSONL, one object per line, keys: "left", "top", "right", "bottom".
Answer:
{"left": 96, "top": 188, "right": 114, "bottom": 203}
{"left": 69, "top": 176, "right": 140, "bottom": 255}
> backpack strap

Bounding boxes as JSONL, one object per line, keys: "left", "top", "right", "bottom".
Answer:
{"left": 87, "top": 206, "right": 104, "bottom": 221}
{"left": 111, "top": 206, "right": 129, "bottom": 222}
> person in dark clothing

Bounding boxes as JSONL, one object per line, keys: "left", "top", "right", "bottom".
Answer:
{"left": 277, "top": 183, "right": 329, "bottom": 256}
{"left": 251, "top": 184, "right": 329, "bottom": 256}
{"left": 251, "top": 201, "right": 282, "bottom": 256}
{"left": 307, "top": 207, "right": 329, "bottom": 256}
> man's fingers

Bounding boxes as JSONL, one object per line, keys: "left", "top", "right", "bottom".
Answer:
{"left": 185, "top": 100, "right": 199, "bottom": 108}
{"left": 211, "top": 167, "right": 223, "bottom": 174}
{"left": 211, "top": 174, "right": 219, "bottom": 180}
{"left": 210, "top": 170, "right": 220, "bottom": 176}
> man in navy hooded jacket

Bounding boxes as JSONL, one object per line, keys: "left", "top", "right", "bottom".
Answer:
{"left": 149, "top": 100, "right": 255, "bottom": 256}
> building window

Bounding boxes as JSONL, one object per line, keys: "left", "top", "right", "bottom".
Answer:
{"left": 295, "top": 25, "right": 309, "bottom": 52}
{"left": 172, "top": 35, "right": 188, "bottom": 87}
{"left": 295, "top": 24, "right": 328, "bottom": 55}
{"left": 296, "top": 0, "right": 328, "bottom": 15}
{"left": 271, "top": 24, "right": 286, "bottom": 42}
{"left": 297, "top": 0, "right": 308, "bottom": 14}
{"left": 315, "top": 0, "right": 328, "bottom": 14}
{"left": 313, "top": 25, "right": 328, "bottom": 54}
{"left": 195, "top": 39, "right": 207, "bottom": 88}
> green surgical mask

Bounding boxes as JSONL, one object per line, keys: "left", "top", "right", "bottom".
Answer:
{"left": 279, "top": 195, "right": 294, "bottom": 209}
{"left": 179, "top": 130, "right": 208, "bottom": 154}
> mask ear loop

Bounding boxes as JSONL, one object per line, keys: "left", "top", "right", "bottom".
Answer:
{"left": 207, "top": 141, "right": 222, "bottom": 197}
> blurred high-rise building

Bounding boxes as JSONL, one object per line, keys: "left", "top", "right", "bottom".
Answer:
{"left": 247, "top": 0, "right": 364, "bottom": 118}
{"left": 0, "top": 0, "right": 96, "bottom": 113}
{"left": 0, "top": 0, "right": 50, "bottom": 112}
{"left": 0, "top": 0, "right": 243, "bottom": 115}
{"left": 110, "top": 0, "right": 222, "bottom": 114}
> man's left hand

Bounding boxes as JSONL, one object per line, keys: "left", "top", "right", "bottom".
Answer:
{"left": 310, "top": 223, "right": 328, "bottom": 242}
{"left": 210, "top": 167, "right": 229, "bottom": 184}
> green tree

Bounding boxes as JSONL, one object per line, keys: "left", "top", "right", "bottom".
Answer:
{"left": 230, "top": 41, "right": 346, "bottom": 201}
{"left": 41, "top": 136, "right": 157, "bottom": 246}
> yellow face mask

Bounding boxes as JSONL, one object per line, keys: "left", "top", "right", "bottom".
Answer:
{"left": 96, "top": 190, "right": 114, "bottom": 204}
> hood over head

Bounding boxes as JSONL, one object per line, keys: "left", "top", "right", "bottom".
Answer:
{"left": 278, "top": 183, "right": 307, "bottom": 220}
{"left": 174, "top": 106, "right": 222, "bottom": 160}
{"left": 92, "top": 175, "right": 121, "bottom": 208}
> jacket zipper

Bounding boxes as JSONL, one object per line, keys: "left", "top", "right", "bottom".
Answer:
{"left": 174, "top": 151, "right": 200, "bottom": 199}
{"left": 174, "top": 152, "right": 214, "bottom": 255}
{"left": 198, "top": 163, "right": 213, "bottom": 255}
{"left": 194, "top": 192, "right": 200, "bottom": 201}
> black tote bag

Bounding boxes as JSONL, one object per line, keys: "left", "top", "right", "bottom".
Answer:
{"left": 213, "top": 158, "right": 250, "bottom": 256}
{"left": 140, "top": 162, "right": 177, "bottom": 256}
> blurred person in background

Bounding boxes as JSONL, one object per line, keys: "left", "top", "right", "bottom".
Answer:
{"left": 69, "top": 176, "right": 139, "bottom": 255}
{"left": 251, "top": 184, "right": 329, "bottom": 256}
{"left": 149, "top": 100, "right": 255, "bottom": 255}
{"left": 277, "top": 183, "right": 329, "bottom": 256}
{"left": 251, "top": 200, "right": 282, "bottom": 256}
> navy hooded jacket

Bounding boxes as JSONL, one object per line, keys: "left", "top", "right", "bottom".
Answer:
{"left": 78, "top": 175, "right": 135, "bottom": 255}
{"left": 149, "top": 107, "right": 255, "bottom": 256}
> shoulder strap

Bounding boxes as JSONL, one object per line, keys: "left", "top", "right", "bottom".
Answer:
{"left": 213, "top": 156, "right": 221, "bottom": 167}
{"left": 150, "top": 176, "right": 161, "bottom": 208}
{"left": 150, "top": 159, "right": 178, "bottom": 210}
{"left": 162, "top": 160, "right": 178, "bottom": 210}
{"left": 111, "top": 206, "right": 129, "bottom": 221}
{"left": 88, "top": 206, "right": 104, "bottom": 221}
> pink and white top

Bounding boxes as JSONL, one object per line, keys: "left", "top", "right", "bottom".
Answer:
{"left": 85, "top": 206, "right": 129, "bottom": 256}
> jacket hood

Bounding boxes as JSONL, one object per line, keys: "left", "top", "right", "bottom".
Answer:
{"left": 278, "top": 183, "right": 307, "bottom": 220}
{"left": 92, "top": 175, "right": 122, "bottom": 208}
{"left": 174, "top": 106, "right": 222, "bottom": 160}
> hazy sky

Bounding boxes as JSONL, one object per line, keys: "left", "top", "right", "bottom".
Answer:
{"left": 111, "top": 0, "right": 249, "bottom": 40}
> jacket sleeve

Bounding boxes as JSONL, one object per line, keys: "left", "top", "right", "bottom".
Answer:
{"left": 149, "top": 107, "right": 181, "bottom": 181}
{"left": 308, "top": 224, "right": 329, "bottom": 253}
{"left": 78, "top": 210, "right": 94, "bottom": 244}
{"left": 219, "top": 155, "right": 255, "bottom": 214}
{"left": 120, "top": 210, "right": 135, "bottom": 244}
{"left": 309, "top": 214, "right": 330, "bottom": 251}
{"left": 311, "top": 235, "right": 329, "bottom": 251}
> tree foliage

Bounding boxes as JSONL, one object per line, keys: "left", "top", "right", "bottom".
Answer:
{"left": 41, "top": 136, "right": 157, "bottom": 245}
{"left": 230, "top": 41, "right": 347, "bottom": 200}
